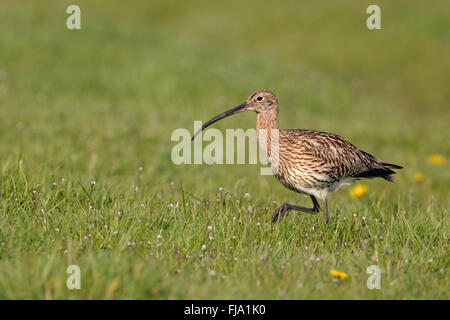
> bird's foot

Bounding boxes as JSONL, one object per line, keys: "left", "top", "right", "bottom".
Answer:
{"left": 272, "top": 202, "right": 320, "bottom": 224}
{"left": 272, "top": 203, "right": 291, "bottom": 223}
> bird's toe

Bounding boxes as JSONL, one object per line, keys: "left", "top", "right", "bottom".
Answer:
{"left": 279, "top": 207, "right": 290, "bottom": 221}
{"left": 272, "top": 208, "right": 281, "bottom": 223}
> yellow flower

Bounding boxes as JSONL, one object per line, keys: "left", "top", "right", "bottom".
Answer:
{"left": 330, "top": 269, "right": 348, "bottom": 280}
{"left": 349, "top": 184, "right": 368, "bottom": 198}
{"left": 414, "top": 172, "right": 425, "bottom": 183}
{"left": 427, "top": 154, "right": 445, "bottom": 166}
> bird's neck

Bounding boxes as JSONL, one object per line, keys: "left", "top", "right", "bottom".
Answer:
{"left": 256, "top": 109, "right": 279, "bottom": 158}
{"left": 256, "top": 109, "right": 279, "bottom": 131}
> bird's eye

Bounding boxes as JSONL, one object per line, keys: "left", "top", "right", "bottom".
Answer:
{"left": 257, "top": 96, "right": 263, "bottom": 101}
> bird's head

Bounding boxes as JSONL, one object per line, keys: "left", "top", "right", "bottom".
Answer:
{"left": 244, "top": 90, "right": 278, "bottom": 113}
{"left": 191, "top": 89, "right": 278, "bottom": 141}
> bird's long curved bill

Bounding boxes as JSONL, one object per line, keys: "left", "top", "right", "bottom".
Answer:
{"left": 191, "top": 102, "right": 247, "bottom": 141}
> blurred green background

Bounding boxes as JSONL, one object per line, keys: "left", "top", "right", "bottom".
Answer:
{"left": 1, "top": 0, "right": 449, "bottom": 190}
{"left": 0, "top": 0, "right": 448, "bottom": 299}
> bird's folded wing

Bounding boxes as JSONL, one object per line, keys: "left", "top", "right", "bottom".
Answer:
{"left": 280, "top": 129, "right": 379, "bottom": 180}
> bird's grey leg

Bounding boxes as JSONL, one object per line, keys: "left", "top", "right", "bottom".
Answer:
{"left": 272, "top": 195, "right": 320, "bottom": 223}
{"left": 323, "top": 198, "right": 330, "bottom": 224}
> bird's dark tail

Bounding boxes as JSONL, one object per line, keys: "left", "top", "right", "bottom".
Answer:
{"left": 353, "top": 162, "right": 403, "bottom": 182}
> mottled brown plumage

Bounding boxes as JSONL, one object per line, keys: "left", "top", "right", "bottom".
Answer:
{"left": 193, "top": 89, "right": 403, "bottom": 224}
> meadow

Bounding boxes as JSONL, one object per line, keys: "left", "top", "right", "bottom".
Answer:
{"left": 0, "top": 0, "right": 448, "bottom": 299}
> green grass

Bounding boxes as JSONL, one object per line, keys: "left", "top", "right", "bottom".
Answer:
{"left": 0, "top": 0, "right": 448, "bottom": 299}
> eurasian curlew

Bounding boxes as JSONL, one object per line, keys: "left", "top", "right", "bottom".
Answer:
{"left": 192, "top": 90, "right": 403, "bottom": 224}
